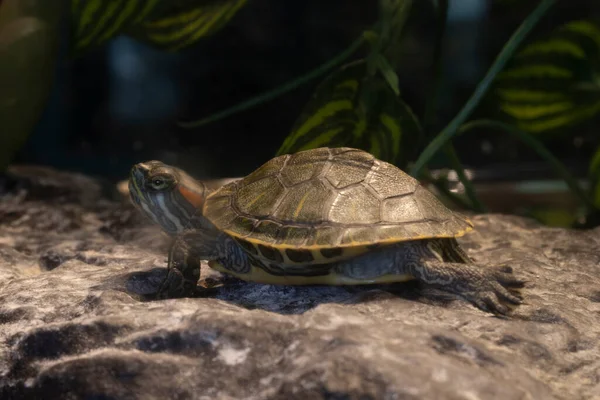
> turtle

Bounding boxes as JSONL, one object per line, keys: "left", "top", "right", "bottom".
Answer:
{"left": 128, "top": 147, "right": 524, "bottom": 314}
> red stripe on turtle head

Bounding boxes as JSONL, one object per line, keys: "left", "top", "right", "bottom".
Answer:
{"left": 178, "top": 183, "right": 205, "bottom": 210}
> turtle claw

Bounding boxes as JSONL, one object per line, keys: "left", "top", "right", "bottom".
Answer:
{"left": 490, "top": 281, "right": 522, "bottom": 304}
{"left": 491, "top": 265, "right": 527, "bottom": 288}
{"left": 462, "top": 267, "right": 525, "bottom": 316}
{"left": 484, "top": 295, "right": 509, "bottom": 316}
{"left": 199, "top": 276, "right": 228, "bottom": 289}
{"left": 462, "top": 289, "right": 508, "bottom": 315}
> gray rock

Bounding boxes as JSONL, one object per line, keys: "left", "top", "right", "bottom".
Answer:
{"left": 0, "top": 166, "right": 599, "bottom": 400}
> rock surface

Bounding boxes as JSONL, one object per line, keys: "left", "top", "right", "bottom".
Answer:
{"left": 0, "top": 165, "right": 599, "bottom": 400}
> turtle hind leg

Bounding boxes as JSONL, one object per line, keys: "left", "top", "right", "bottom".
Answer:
{"left": 408, "top": 258, "right": 526, "bottom": 315}
{"left": 333, "top": 241, "right": 525, "bottom": 315}
{"left": 417, "top": 239, "right": 526, "bottom": 315}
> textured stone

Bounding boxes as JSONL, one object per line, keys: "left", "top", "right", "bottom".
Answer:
{"left": 0, "top": 166, "right": 599, "bottom": 400}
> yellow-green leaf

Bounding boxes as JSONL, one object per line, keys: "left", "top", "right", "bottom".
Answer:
{"left": 493, "top": 19, "right": 600, "bottom": 133}
{"left": 379, "top": 0, "right": 412, "bottom": 53}
{"left": 71, "top": 0, "right": 159, "bottom": 53}
{"left": 373, "top": 53, "right": 400, "bottom": 95}
{"left": 129, "top": 0, "right": 246, "bottom": 51}
{"left": 277, "top": 60, "right": 421, "bottom": 167}
{"left": 70, "top": 0, "right": 246, "bottom": 54}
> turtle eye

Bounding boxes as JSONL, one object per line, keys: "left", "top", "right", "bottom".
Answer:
{"left": 148, "top": 175, "right": 172, "bottom": 191}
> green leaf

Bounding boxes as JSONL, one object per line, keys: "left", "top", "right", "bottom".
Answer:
{"left": 494, "top": 19, "right": 600, "bottom": 133}
{"left": 128, "top": 0, "right": 247, "bottom": 51}
{"left": 410, "top": 0, "right": 557, "bottom": 178}
{"left": 70, "top": 0, "right": 246, "bottom": 54}
{"left": 277, "top": 60, "right": 421, "bottom": 166}
{"left": 379, "top": 0, "right": 412, "bottom": 48}
{"left": 373, "top": 53, "right": 400, "bottom": 95}
{"left": 71, "top": 0, "right": 159, "bottom": 53}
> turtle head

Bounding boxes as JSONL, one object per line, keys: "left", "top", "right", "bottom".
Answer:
{"left": 129, "top": 161, "right": 207, "bottom": 235}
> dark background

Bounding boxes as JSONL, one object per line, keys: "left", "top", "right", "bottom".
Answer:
{"left": 13, "top": 0, "right": 600, "bottom": 182}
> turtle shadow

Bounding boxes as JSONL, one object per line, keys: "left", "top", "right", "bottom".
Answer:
{"left": 118, "top": 267, "right": 455, "bottom": 315}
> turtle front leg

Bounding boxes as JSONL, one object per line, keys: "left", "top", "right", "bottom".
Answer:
{"left": 156, "top": 237, "right": 202, "bottom": 299}
{"left": 156, "top": 230, "right": 225, "bottom": 299}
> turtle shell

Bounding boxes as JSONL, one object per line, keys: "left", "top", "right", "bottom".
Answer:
{"left": 203, "top": 147, "right": 473, "bottom": 264}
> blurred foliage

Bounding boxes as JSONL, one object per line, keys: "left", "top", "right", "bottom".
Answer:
{"left": 277, "top": 60, "right": 421, "bottom": 166}
{"left": 4, "top": 0, "right": 600, "bottom": 228}
{"left": 189, "top": 0, "right": 597, "bottom": 227}
{"left": 376, "top": 0, "right": 413, "bottom": 69}
{"left": 527, "top": 207, "right": 579, "bottom": 227}
{"left": 130, "top": 0, "right": 246, "bottom": 51}
{"left": 494, "top": 20, "right": 600, "bottom": 134}
{"left": 71, "top": 0, "right": 247, "bottom": 54}
{"left": 409, "top": 0, "right": 558, "bottom": 178}
{"left": 0, "top": 0, "right": 247, "bottom": 174}
{"left": 0, "top": 0, "right": 65, "bottom": 172}
{"left": 487, "top": 17, "right": 600, "bottom": 220}
{"left": 492, "top": 18, "right": 600, "bottom": 220}
{"left": 70, "top": 0, "right": 159, "bottom": 53}
{"left": 178, "top": 35, "right": 367, "bottom": 129}
{"left": 278, "top": 0, "right": 418, "bottom": 167}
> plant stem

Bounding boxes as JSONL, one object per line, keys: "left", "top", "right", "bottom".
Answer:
{"left": 459, "top": 119, "right": 594, "bottom": 212}
{"left": 178, "top": 34, "right": 366, "bottom": 129}
{"left": 422, "top": 0, "right": 448, "bottom": 137}
{"left": 443, "top": 144, "right": 487, "bottom": 212}
{"left": 410, "top": 0, "right": 556, "bottom": 177}
{"left": 382, "top": 0, "right": 413, "bottom": 65}
{"left": 424, "top": 2, "right": 482, "bottom": 211}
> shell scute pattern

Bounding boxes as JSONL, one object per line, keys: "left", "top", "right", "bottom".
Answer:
{"left": 272, "top": 180, "right": 332, "bottom": 223}
{"left": 329, "top": 185, "right": 381, "bottom": 224}
{"left": 277, "top": 225, "right": 314, "bottom": 246}
{"left": 252, "top": 220, "right": 283, "bottom": 242}
{"left": 324, "top": 151, "right": 373, "bottom": 189}
{"left": 414, "top": 186, "right": 450, "bottom": 221}
{"left": 204, "top": 195, "right": 236, "bottom": 229}
{"left": 280, "top": 149, "right": 329, "bottom": 186}
{"left": 381, "top": 196, "right": 420, "bottom": 223}
{"left": 237, "top": 176, "right": 285, "bottom": 217}
{"left": 312, "top": 225, "right": 340, "bottom": 247}
{"left": 367, "top": 161, "right": 418, "bottom": 198}
{"left": 242, "top": 152, "right": 288, "bottom": 185}
{"left": 204, "top": 148, "right": 473, "bottom": 258}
